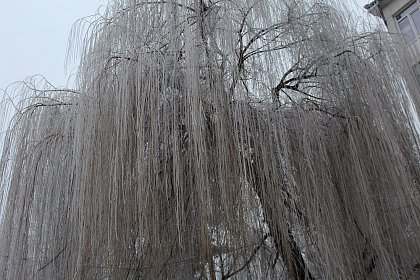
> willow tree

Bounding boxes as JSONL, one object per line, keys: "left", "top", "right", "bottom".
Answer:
{"left": 0, "top": 0, "right": 419, "bottom": 279}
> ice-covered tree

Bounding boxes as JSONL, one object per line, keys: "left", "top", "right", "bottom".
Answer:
{"left": 0, "top": 0, "right": 419, "bottom": 279}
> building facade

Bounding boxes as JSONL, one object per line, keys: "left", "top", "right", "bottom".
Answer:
{"left": 365, "top": 0, "right": 420, "bottom": 86}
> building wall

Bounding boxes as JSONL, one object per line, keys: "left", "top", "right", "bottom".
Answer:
{"left": 382, "top": 0, "right": 420, "bottom": 64}
{"left": 377, "top": 0, "right": 420, "bottom": 114}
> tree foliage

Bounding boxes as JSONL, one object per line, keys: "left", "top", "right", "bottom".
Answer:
{"left": 0, "top": 0, "right": 419, "bottom": 279}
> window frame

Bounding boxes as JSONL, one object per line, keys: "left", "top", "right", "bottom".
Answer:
{"left": 396, "top": 0, "right": 420, "bottom": 45}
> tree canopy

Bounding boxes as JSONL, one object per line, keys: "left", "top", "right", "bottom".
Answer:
{"left": 0, "top": 0, "right": 419, "bottom": 279}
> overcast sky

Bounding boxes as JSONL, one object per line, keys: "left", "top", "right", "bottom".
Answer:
{"left": 0, "top": 0, "right": 374, "bottom": 92}
{"left": 0, "top": 0, "right": 104, "bottom": 92}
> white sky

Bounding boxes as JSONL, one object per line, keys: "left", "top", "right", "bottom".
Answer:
{"left": 0, "top": 0, "right": 104, "bottom": 92}
{"left": 0, "top": 0, "right": 375, "bottom": 92}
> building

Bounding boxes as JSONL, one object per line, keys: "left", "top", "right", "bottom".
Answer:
{"left": 365, "top": 0, "right": 420, "bottom": 86}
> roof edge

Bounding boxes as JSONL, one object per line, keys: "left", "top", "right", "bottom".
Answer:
{"left": 364, "top": 0, "right": 385, "bottom": 20}
{"left": 364, "top": 0, "right": 381, "bottom": 10}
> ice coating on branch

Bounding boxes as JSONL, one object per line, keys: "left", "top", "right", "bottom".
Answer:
{"left": 0, "top": 0, "right": 419, "bottom": 279}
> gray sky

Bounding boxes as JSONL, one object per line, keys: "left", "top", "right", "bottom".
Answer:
{"left": 0, "top": 0, "right": 374, "bottom": 92}
{"left": 0, "top": 0, "right": 104, "bottom": 92}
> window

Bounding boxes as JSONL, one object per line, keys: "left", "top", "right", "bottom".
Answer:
{"left": 396, "top": 1, "right": 420, "bottom": 44}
